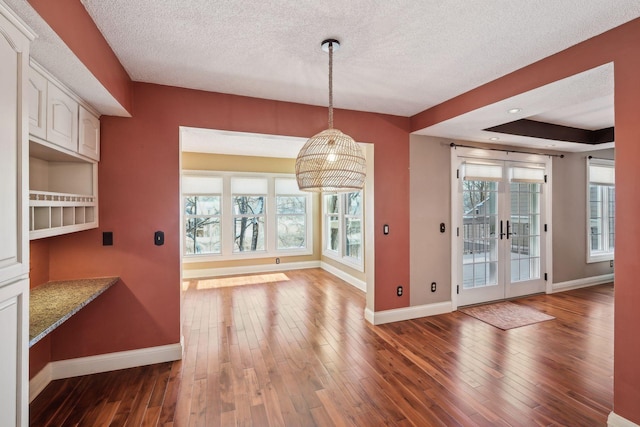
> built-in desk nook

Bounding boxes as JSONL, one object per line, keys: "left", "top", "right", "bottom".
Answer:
{"left": 29, "top": 277, "right": 119, "bottom": 347}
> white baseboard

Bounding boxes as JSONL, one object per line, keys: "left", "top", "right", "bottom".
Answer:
{"left": 320, "top": 261, "right": 366, "bottom": 292}
{"left": 364, "top": 301, "right": 452, "bottom": 325}
{"left": 29, "top": 363, "right": 53, "bottom": 403}
{"left": 609, "top": 412, "right": 640, "bottom": 427}
{"left": 29, "top": 343, "right": 182, "bottom": 402}
{"left": 182, "top": 261, "right": 321, "bottom": 279}
{"left": 552, "top": 273, "right": 614, "bottom": 292}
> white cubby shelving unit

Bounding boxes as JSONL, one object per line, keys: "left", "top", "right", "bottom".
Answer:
{"left": 29, "top": 139, "right": 98, "bottom": 240}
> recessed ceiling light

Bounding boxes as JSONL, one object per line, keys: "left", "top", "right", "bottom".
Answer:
{"left": 489, "top": 137, "right": 500, "bottom": 141}
{"left": 507, "top": 108, "right": 522, "bottom": 114}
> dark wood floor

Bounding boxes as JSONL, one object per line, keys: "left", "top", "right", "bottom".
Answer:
{"left": 30, "top": 269, "right": 614, "bottom": 426}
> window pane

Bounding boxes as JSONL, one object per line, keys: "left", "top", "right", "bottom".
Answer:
{"left": 184, "top": 196, "right": 220, "bottom": 216}
{"left": 325, "top": 194, "right": 339, "bottom": 214}
{"left": 327, "top": 215, "right": 339, "bottom": 251}
{"left": 277, "top": 215, "right": 306, "bottom": 249}
{"left": 234, "top": 217, "right": 265, "bottom": 252}
{"left": 185, "top": 218, "right": 221, "bottom": 255}
{"left": 346, "top": 192, "right": 362, "bottom": 215}
{"left": 277, "top": 196, "right": 305, "bottom": 214}
{"left": 345, "top": 218, "right": 362, "bottom": 259}
{"left": 233, "top": 196, "right": 265, "bottom": 215}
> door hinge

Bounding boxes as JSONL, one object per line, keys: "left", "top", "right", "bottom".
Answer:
{"left": 456, "top": 227, "right": 459, "bottom": 237}
{"left": 544, "top": 174, "right": 548, "bottom": 183}
{"left": 457, "top": 285, "right": 460, "bottom": 294}
{"left": 544, "top": 273, "right": 548, "bottom": 281}
{"left": 456, "top": 169, "right": 460, "bottom": 179}
{"left": 544, "top": 224, "right": 547, "bottom": 232}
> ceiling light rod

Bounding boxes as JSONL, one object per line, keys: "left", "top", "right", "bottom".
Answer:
{"left": 449, "top": 142, "right": 564, "bottom": 158}
{"left": 322, "top": 39, "right": 338, "bottom": 129}
{"left": 295, "top": 39, "right": 366, "bottom": 193}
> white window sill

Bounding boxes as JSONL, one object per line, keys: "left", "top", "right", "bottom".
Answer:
{"left": 587, "top": 252, "right": 614, "bottom": 264}
{"left": 322, "top": 250, "right": 364, "bottom": 272}
{"left": 183, "top": 248, "right": 313, "bottom": 263}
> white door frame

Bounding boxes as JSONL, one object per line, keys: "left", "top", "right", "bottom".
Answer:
{"left": 450, "top": 146, "right": 553, "bottom": 310}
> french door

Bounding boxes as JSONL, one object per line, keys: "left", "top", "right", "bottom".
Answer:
{"left": 456, "top": 158, "right": 547, "bottom": 306}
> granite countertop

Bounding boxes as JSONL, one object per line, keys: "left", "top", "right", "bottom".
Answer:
{"left": 29, "top": 277, "right": 119, "bottom": 347}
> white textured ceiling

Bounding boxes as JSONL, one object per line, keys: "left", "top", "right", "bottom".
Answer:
{"left": 7, "top": 0, "right": 640, "bottom": 151}
{"left": 79, "top": 0, "right": 639, "bottom": 119}
{"left": 416, "top": 63, "right": 616, "bottom": 152}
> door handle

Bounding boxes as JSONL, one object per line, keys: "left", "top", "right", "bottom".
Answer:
{"left": 506, "top": 220, "right": 511, "bottom": 239}
{"left": 499, "top": 220, "right": 505, "bottom": 239}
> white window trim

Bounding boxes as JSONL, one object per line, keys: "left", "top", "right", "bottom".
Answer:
{"left": 322, "top": 192, "right": 365, "bottom": 272}
{"left": 182, "top": 171, "right": 313, "bottom": 263}
{"left": 586, "top": 158, "right": 615, "bottom": 263}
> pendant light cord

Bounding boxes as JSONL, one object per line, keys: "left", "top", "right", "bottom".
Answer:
{"left": 328, "top": 41, "right": 334, "bottom": 129}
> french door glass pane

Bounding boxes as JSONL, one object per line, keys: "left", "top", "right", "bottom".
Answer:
{"left": 462, "top": 180, "right": 498, "bottom": 289}
{"left": 509, "top": 183, "right": 540, "bottom": 282}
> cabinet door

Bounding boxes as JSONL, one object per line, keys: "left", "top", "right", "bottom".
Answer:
{"left": 0, "top": 279, "right": 28, "bottom": 427}
{"left": 0, "top": 7, "right": 30, "bottom": 285}
{"left": 28, "top": 67, "right": 47, "bottom": 140}
{"left": 46, "top": 83, "right": 78, "bottom": 152}
{"left": 78, "top": 106, "right": 100, "bottom": 161}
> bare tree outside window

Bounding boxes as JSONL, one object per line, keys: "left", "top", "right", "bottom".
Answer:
{"left": 184, "top": 195, "right": 221, "bottom": 255}
{"left": 233, "top": 195, "right": 265, "bottom": 252}
{"left": 276, "top": 196, "right": 306, "bottom": 249}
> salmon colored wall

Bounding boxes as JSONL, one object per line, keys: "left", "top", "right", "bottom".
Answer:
{"left": 29, "top": 239, "right": 49, "bottom": 289}
{"left": 29, "top": 239, "right": 50, "bottom": 379}
{"left": 43, "top": 82, "right": 409, "bottom": 365}
{"left": 44, "top": 101, "right": 182, "bottom": 359}
{"left": 27, "top": 0, "right": 133, "bottom": 114}
{"left": 410, "top": 17, "right": 640, "bottom": 425}
{"left": 612, "top": 54, "right": 640, "bottom": 425}
{"left": 29, "top": 336, "right": 51, "bottom": 380}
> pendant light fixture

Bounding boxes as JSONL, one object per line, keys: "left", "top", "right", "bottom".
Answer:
{"left": 295, "top": 39, "right": 366, "bottom": 192}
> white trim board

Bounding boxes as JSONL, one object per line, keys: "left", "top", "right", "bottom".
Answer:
{"left": 29, "top": 343, "right": 182, "bottom": 402}
{"left": 320, "top": 261, "right": 366, "bottom": 293}
{"left": 608, "top": 412, "right": 640, "bottom": 427}
{"left": 552, "top": 273, "right": 614, "bottom": 292}
{"left": 364, "top": 301, "right": 452, "bottom": 325}
{"left": 182, "top": 261, "right": 321, "bottom": 279}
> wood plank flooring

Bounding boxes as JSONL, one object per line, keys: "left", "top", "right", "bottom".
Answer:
{"left": 30, "top": 269, "right": 614, "bottom": 426}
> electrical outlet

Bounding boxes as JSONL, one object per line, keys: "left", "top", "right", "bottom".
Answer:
{"left": 610, "top": 260, "right": 614, "bottom": 268}
{"left": 431, "top": 282, "right": 436, "bottom": 292}
{"left": 276, "top": 257, "right": 280, "bottom": 264}
{"left": 397, "top": 286, "right": 403, "bottom": 297}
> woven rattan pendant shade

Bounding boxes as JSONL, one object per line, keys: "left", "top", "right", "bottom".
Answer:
{"left": 295, "top": 39, "right": 366, "bottom": 192}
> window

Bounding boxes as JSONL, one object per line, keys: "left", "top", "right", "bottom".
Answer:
{"left": 587, "top": 159, "right": 615, "bottom": 262}
{"left": 183, "top": 176, "right": 222, "bottom": 255}
{"left": 182, "top": 172, "right": 312, "bottom": 260}
{"left": 323, "top": 191, "right": 364, "bottom": 270}
{"left": 231, "top": 177, "right": 267, "bottom": 253}
{"left": 275, "top": 178, "right": 307, "bottom": 250}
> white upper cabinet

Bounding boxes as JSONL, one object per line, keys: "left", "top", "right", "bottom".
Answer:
{"left": 46, "top": 82, "right": 78, "bottom": 152}
{"left": 29, "top": 63, "right": 100, "bottom": 162}
{"left": 27, "top": 67, "right": 47, "bottom": 140}
{"left": 78, "top": 105, "right": 100, "bottom": 161}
